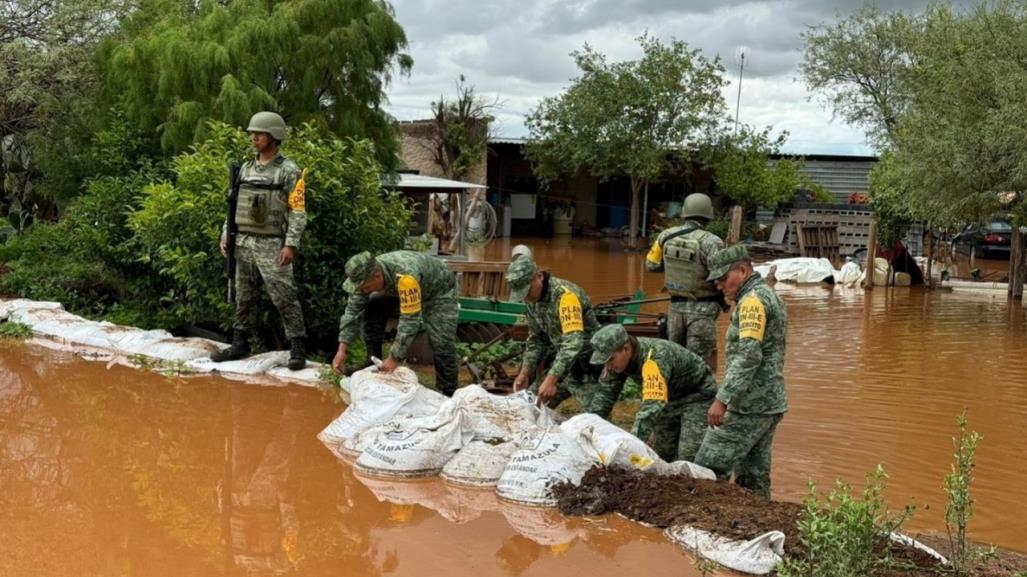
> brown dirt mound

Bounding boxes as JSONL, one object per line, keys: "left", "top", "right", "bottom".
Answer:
{"left": 553, "top": 467, "right": 1025, "bottom": 577}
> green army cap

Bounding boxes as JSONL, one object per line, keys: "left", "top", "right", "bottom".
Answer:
{"left": 505, "top": 256, "right": 538, "bottom": 303}
{"left": 343, "top": 251, "right": 376, "bottom": 293}
{"left": 707, "top": 244, "right": 751, "bottom": 281}
{"left": 590, "top": 324, "right": 629, "bottom": 365}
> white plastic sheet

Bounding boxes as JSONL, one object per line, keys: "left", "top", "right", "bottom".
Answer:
{"left": 755, "top": 258, "right": 836, "bottom": 284}
{"left": 665, "top": 526, "right": 786, "bottom": 575}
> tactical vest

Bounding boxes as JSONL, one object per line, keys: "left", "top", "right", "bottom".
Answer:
{"left": 663, "top": 228, "right": 719, "bottom": 300}
{"left": 235, "top": 157, "right": 289, "bottom": 237}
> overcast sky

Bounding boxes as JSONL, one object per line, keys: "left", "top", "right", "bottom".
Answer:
{"left": 383, "top": 0, "right": 975, "bottom": 156}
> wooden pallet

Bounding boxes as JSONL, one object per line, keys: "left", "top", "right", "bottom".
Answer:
{"left": 445, "top": 260, "right": 511, "bottom": 298}
{"left": 795, "top": 223, "right": 841, "bottom": 266}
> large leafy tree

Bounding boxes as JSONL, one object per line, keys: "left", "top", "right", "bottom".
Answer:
{"left": 525, "top": 35, "right": 726, "bottom": 248}
{"left": 98, "top": 0, "right": 413, "bottom": 168}
{"left": 802, "top": 1, "right": 1027, "bottom": 228}
{"left": 1, "top": 0, "right": 135, "bottom": 221}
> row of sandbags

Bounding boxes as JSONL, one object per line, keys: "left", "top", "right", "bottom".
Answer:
{"left": 0, "top": 298, "right": 326, "bottom": 386}
{"left": 754, "top": 257, "right": 863, "bottom": 286}
{"left": 317, "top": 366, "right": 798, "bottom": 575}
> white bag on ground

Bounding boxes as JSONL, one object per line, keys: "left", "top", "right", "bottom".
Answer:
{"left": 561, "top": 413, "right": 663, "bottom": 471}
{"left": 317, "top": 366, "right": 445, "bottom": 454}
{"left": 755, "top": 258, "right": 835, "bottom": 284}
{"left": 188, "top": 351, "right": 289, "bottom": 375}
{"left": 451, "top": 386, "right": 541, "bottom": 441}
{"left": 355, "top": 405, "right": 474, "bottom": 477}
{"left": 442, "top": 439, "right": 519, "bottom": 486}
{"left": 665, "top": 526, "right": 785, "bottom": 576}
{"left": 495, "top": 426, "right": 598, "bottom": 507}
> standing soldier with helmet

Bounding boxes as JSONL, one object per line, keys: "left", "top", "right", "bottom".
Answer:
{"left": 645, "top": 193, "right": 725, "bottom": 367}
{"left": 214, "top": 111, "right": 309, "bottom": 370}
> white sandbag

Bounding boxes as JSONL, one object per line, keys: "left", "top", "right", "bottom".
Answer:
{"left": 755, "top": 258, "right": 835, "bottom": 284}
{"left": 188, "top": 350, "right": 289, "bottom": 375}
{"left": 495, "top": 426, "right": 598, "bottom": 507}
{"left": 125, "top": 335, "right": 223, "bottom": 361}
{"left": 442, "top": 439, "right": 519, "bottom": 487}
{"left": 889, "top": 532, "right": 949, "bottom": 565}
{"left": 560, "top": 413, "right": 663, "bottom": 471}
{"left": 665, "top": 526, "right": 785, "bottom": 575}
{"left": 317, "top": 366, "right": 445, "bottom": 454}
{"left": 660, "top": 459, "right": 717, "bottom": 480}
{"left": 451, "top": 385, "right": 541, "bottom": 441}
{"left": 354, "top": 406, "right": 474, "bottom": 477}
{"left": 266, "top": 364, "right": 328, "bottom": 388}
{"left": 0, "top": 299, "right": 63, "bottom": 320}
{"left": 834, "top": 261, "right": 862, "bottom": 287}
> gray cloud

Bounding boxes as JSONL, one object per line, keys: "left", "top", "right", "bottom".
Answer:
{"left": 385, "top": 0, "right": 979, "bottom": 155}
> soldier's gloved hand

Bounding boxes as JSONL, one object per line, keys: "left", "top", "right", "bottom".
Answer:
{"left": 708, "top": 399, "right": 727, "bottom": 428}
{"left": 536, "top": 374, "right": 559, "bottom": 407}
{"left": 332, "top": 343, "right": 347, "bottom": 375}
{"left": 512, "top": 368, "right": 531, "bottom": 392}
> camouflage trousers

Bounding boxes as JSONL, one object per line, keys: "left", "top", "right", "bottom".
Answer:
{"left": 647, "top": 398, "right": 714, "bottom": 462}
{"left": 234, "top": 234, "right": 306, "bottom": 339}
{"left": 362, "top": 293, "right": 459, "bottom": 396}
{"left": 667, "top": 301, "right": 721, "bottom": 368}
{"left": 694, "top": 412, "right": 783, "bottom": 499}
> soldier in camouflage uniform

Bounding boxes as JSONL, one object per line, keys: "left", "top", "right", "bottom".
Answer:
{"left": 645, "top": 193, "right": 725, "bottom": 368}
{"left": 694, "top": 245, "right": 788, "bottom": 498}
{"left": 505, "top": 256, "right": 605, "bottom": 414}
{"left": 590, "top": 324, "right": 717, "bottom": 462}
{"left": 332, "top": 251, "right": 459, "bottom": 396}
{"left": 215, "top": 111, "right": 308, "bottom": 370}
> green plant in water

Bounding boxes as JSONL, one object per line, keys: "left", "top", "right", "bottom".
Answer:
{"left": 776, "top": 465, "right": 914, "bottom": 577}
{"left": 0, "top": 321, "right": 33, "bottom": 339}
{"left": 945, "top": 410, "right": 984, "bottom": 574}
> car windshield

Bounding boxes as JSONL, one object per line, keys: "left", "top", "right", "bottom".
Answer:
{"left": 986, "top": 220, "right": 1012, "bottom": 233}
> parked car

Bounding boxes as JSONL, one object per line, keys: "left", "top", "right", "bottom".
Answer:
{"left": 952, "top": 218, "right": 1012, "bottom": 259}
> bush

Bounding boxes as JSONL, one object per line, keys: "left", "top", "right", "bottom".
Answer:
{"left": 776, "top": 466, "right": 914, "bottom": 577}
{"left": 0, "top": 321, "right": 32, "bottom": 339}
{"left": 128, "top": 122, "right": 414, "bottom": 348}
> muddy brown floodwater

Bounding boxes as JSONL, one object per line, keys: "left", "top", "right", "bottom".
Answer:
{"left": 2, "top": 237, "right": 1026, "bottom": 577}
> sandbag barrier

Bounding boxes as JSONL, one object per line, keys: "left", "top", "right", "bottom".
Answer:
{"left": 0, "top": 298, "right": 339, "bottom": 390}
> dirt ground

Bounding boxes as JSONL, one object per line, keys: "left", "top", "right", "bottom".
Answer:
{"left": 553, "top": 466, "right": 1027, "bottom": 577}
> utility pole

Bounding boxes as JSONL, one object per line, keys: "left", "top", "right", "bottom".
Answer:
{"left": 734, "top": 46, "right": 749, "bottom": 133}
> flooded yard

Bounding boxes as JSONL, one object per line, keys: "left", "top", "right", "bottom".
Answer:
{"left": 3, "top": 237, "right": 1026, "bottom": 576}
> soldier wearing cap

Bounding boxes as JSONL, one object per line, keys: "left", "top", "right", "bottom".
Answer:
{"left": 694, "top": 244, "right": 788, "bottom": 498}
{"left": 590, "top": 324, "right": 717, "bottom": 462}
{"left": 505, "top": 257, "right": 604, "bottom": 413}
{"left": 645, "top": 193, "right": 725, "bottom": 368}
{"left": 332, "top": 250, "right": 459, "bottom": 396}
{"left": 215, "top": 111, "right": 308, "bottom": 370}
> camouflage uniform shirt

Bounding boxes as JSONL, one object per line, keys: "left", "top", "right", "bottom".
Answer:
{"left": 337, "top": 251, "right": 457, "bottom": 361}
{"left": 718, "top": 273, "right": 788, "bottom": 415}
{"left": 597, "top": 336, "right": 718, "bottom": 441}
{"left": 521, "top": 275, "right": 601, "bottom": 379}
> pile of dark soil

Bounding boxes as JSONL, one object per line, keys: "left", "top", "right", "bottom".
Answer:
{"left": 553, "top": 466, "right": 1027, "bottom": 577}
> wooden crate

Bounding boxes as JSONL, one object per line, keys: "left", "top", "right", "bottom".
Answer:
{"left": 795, "top": 223, "right": 841, "bottom": 266}
{"left": 445, "top": 260, "right": 511, "bottom": 298}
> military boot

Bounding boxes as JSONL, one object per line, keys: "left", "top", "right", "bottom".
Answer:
{"left": 212, "top": 330, "right": 250, "bottom": 362}
{"left": 287, "top": 338, "right": 306, "bottom": 371}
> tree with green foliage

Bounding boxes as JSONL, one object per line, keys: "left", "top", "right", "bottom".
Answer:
{"left": 1, "top": 0, "right": 136, "bottom": 221}
{"left": 802, "top": 1, "right": 1027, "bottom": 228}
{"left": 97, "top": 0, "right": 413, "bottom": 168}
{"left": 706, "top": 126, "right": 828, "bottom": 210}
{"left": 525, "top": 35, "right": 726, "bottom": 248}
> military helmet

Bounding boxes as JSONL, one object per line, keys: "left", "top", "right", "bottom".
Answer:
{"left": 247, "top": 111, "right": 287, "bottom": 142}
{"left": 682, "top": 193, "right": 714, "bottom": 220}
